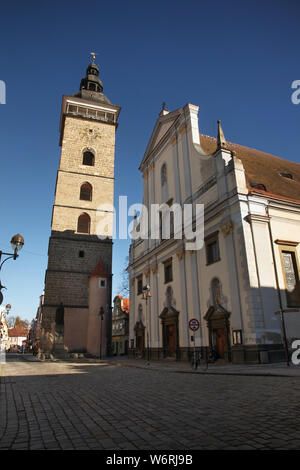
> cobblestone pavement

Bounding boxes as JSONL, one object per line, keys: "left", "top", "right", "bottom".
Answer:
{"left": 1, "top": 353, "right": 300, "bottom": 450}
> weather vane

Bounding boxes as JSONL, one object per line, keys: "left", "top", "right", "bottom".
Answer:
{"left": 90, "top": 51, "right": 98, "bottom": 62}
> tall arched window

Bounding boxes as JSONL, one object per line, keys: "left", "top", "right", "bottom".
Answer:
{"left": 161, "top": 163, "right": 168, "bottom": 202}
{"left": 161, "top": 163, "right": 167, "bottom": 186}
{"left": 82, "top": 150, "right": 95, "bottom": 166}
{"left": 80, "top": 182, "right": 92, "bottom": 201}
{"left": 77, "top": 213, "right": 90, "bottom": 234}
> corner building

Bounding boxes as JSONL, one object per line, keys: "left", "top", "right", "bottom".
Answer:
{"left": 128, "top": 104, "right": 300, "bottom": 364}
{"left": 42, "top": 59, "right": 120, "bottom": 356}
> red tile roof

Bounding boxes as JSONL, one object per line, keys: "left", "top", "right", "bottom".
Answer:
{"left": 200, "top": 134, "right": 300, "bottom": 203}
{"left": 8, "top": 328, "right": 29, "bottom": 338}
{"left": 89, "top": 258, "right": 110, "bottom": 278}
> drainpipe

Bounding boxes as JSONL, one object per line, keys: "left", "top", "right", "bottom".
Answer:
{"left": 266, "top": 205, "right": 289, "bottom": 364}
{"left": 266, "top": 205, "right": 283, "bottom": 311}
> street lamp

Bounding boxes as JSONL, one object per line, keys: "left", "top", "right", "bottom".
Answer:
{"left": 99, "top": 306, "right": 104, "bottom": 360}
{"left": 0, "top": 234, "right": 24, "bottom": 305}
{"left": 142, "top": 284, "right": 151, "bottom": 365}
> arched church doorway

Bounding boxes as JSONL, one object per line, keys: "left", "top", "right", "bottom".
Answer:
{"left": 204, "top": 307, "right": 231, "bottom": 361}
{"left": 159, "top": 307, "right": 179, "bottom": 359}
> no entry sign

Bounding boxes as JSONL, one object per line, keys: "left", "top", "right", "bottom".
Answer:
{"left": 189, "top": 318, "right": 200, "bottom": 331}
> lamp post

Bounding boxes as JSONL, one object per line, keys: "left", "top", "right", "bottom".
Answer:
{"left": 142, "top": 284, "right": 151, "bottom": 365}
{"left": 0, "top": 235, "right": 24, "bottom": 305}
{"left": 99, "top": 306, "right": 104, "bottom": 360}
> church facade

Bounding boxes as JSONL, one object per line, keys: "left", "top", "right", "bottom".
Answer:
{"left": 41, "top": 58, "right": 120, "bottom": 357}
{"left": 128, "top": 103, "right": 300, "bottom": 364}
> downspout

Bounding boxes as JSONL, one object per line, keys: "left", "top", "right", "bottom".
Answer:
{"left": 266, "top": 205, "right": 283, "bottom": 311}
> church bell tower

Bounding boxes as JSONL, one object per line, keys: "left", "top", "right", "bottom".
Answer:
{"left": 41, "top": 55, "right": 121, "bottom": 356}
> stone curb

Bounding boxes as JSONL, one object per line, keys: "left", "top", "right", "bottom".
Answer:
{"left": 19, "top": 354, "right": 300, "bottom": 378}
{"left": 108, "top": 360, "right": 300, "bottom": 378}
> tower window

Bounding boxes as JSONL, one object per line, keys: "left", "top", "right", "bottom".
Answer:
{"left": 77, "top": 213, "right": 90, "bottom": 234}
{"left": 79, "top": 250, "right": 85, "bottom": 258}
{"left": 82, "top": 150, "right": 95, "bottom": 166}
{"left": 80, "top": 182, "right": 92, "bottom": 201}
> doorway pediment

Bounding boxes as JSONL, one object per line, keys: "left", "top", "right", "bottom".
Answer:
{"left": 159, "top": 306, "right": 179, "bottom": 321}
{"left": 204, "top": 305, "right": 230, "bottom": 321}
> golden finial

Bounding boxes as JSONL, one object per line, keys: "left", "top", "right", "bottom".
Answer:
{"left": 90, "top": 51, "right": 97, "bottom": 62}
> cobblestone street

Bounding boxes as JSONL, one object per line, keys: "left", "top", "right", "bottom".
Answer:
{"left": 1, "top": 354, "right": 300, "bottom": 450}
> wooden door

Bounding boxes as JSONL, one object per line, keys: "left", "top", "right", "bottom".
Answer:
{"left": 215, "top": 328, "right": 226, "bottom": 359}
{"left": 167, "top": 324, "right": 176, "bottom": 357}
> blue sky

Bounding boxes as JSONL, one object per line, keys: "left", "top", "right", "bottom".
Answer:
{"left": 0, "top": 0, "right": 299, "bottom": 322}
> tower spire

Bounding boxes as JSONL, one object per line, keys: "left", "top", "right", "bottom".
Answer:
{"left": 217, "top": 120, "right": 227, "bottom": 150}
{"left": 79, "top": 55, "right": 103, "bottom": 95}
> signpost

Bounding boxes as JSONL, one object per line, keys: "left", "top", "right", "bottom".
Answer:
{"left": 189, "top": 318, "right": 200, "bottom": 368}
{"left": 274, "top": 308, "right": 300, "bottom": 367}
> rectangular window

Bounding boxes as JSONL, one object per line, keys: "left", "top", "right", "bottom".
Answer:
{"left": 99, "top": 278, "right": 106, "bottom": 288}
{"left": 205, "top": 232, "right": 220, "bottom": 265}
{"left": 97, "top": 110, "right": 105, "bottom": 120}
{"left": 87, "top": 108, "right": 97, "bottom": 118}
{"left": 281, "top": 249, "right": 300, "bottom": 307}
{"left": 137, "top": 275, "right": 143, "bottom": 295}
{"left": 67, "top": 104, "right": 77, "bottom": 114}
{"left": 232, "top": 330, "right": 243, "bottom": 345}
{"left": 164, "top": 258, "right": 173, "bottom": 283}
{"left": 78, "top": 107, "right": 87, "bottom": 117}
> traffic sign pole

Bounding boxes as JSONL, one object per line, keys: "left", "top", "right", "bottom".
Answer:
{"left": 189, "top": 318, "right": 200, "bottom": 369}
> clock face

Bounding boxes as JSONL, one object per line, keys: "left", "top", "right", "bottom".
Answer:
{"left": 79, "top": 127, "right": 101, "bottom": 142}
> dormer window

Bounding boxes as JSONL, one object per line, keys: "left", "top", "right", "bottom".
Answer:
{"left": 250, "top": 182, "right": 267, "bottom": 191}
{"left": 279, "top": 172, "right": 293, "bottom": 180}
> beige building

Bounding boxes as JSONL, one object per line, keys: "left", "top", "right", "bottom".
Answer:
{"left": 7, "top": 328, "right": 28, "bottom": 349}
{"left": 41, "top": 58, "right": 120, "bottom": 357}
{"left": 128, "top": 103, "right": 300, "bottom": 364}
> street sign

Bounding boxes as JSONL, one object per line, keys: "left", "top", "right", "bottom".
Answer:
{"left": 189, "top": 318, "right": 200, "bottom": 331}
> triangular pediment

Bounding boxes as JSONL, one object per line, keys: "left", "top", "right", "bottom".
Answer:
{"left": 140, "top": 108, "right": 183, "bottom": 169}
{"left": 204, "top": 305, "right": 230, "bottom": 321}
{"left": 159, "top": 306, "right": 179, "bottom": 320}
